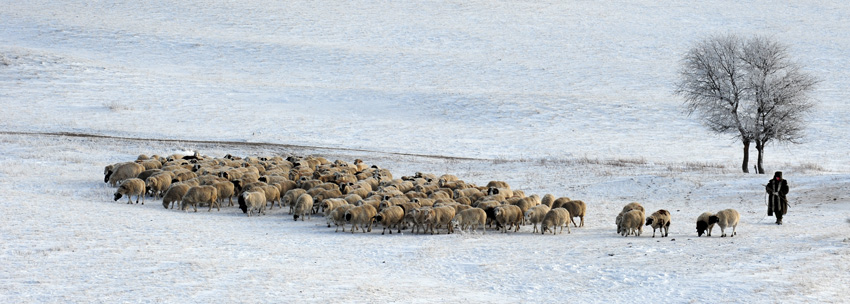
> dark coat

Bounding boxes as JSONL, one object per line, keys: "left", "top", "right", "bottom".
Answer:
{"left": 766, "top": 178, "right": 789, "bottom": 216}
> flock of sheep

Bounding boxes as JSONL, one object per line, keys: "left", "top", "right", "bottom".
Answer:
{"left": 103, "top": 152, "right": 739, "bottom": 237}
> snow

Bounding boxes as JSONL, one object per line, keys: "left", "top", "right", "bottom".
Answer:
{"left": 1, "top": 1, "right": 849, "bottom": 303}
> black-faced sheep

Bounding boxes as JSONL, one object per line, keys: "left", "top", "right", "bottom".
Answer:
{"left": 494, "top": 205, "right": 523, "bottom": 233}
{"left": 524, "top": 204, "right": 551, "bottom": 233}
{"left": 114, "top": 178, "right": 146, "bottom": 204}
{"left": 709, "top": 209, "right": 739, "bottom": 237}
{"left": 373, "top": 205, "right": 405, "bottom": 235}
{"left": 181, "top": 185, "right": 219, "bottom": 212}
{"left": 162, "top": 183, "right": 190, "bottom": 209}
{"left": 451, "top": 207, "right": 487, "bottom": 234}
{"left": 238, "top": 190, "right": 266, "bottom": 217}
{"left": 696, "top": 212, "right": 715, "bottom": 237}
{"left": 540, "top": 207, "right": 571, "bottom": 235}
{"left": 645, "top": 209, "right": 671, "bottom": 237}
{"left": 562, "top": 200, "right": 587, "bottom": 227}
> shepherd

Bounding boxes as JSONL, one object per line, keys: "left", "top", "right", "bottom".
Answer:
{"left": 765, "top": 171, "right": 789, "bottom": 225}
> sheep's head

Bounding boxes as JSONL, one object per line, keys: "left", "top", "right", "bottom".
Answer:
{"left": 708, "top": 215, "right": 720, "bottom": 225}
{"left": 696, "top": 221, "right": 708, "bottom": 237}
{"left": 344, "top": 211, "right": 353, "bottom": 222}
{"left": 645, "top": 217, "right": 654, "bottom": 226}
{"left": 113, "top": 193, "right": 123, "bottom": 201}
{"left": 373, "top": 214, "right": 383, "bottom": 223}
{"left": 104, "top": 171, "right": 112, "bottom": 183}
{"left": 293, "top": 214, "right": 300, "bottom": 221}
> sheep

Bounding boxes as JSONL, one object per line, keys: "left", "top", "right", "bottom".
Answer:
{"left": 212, "top": 181, "right": 236, "bottom": 207}
{"left": 494, "top": 205, "right": 523, "bottom": 233}
{"left": 107, "top": 162, "right": 145, "bottom": 187}
{"left": 645, "top": 209, "right": 672, "bottom": 237}
{"left": 322, "top": 198, "right": 349, "bottom": 218}
{"left": 144, "top": 173, "right": 172, "bottom": 199}
{"left": 330, "top": 204, "right": 354, "bottom": 232}
{"left": 162, "top": 183, "right": 191, "bottom": 209}
{"left": 709, "top": 209, "right": 740, "bottom": 237}
{"left": 373, "top": 205, "right": 405, "bottom": 235}
{"left": 344, "top": 204, "right": 378, "bottom": 233}
{"left": 238, "top": 190, "right": 266, "bottom": 217}
{"left": 621, "top": 202, "right": 645, "bottom": 213}
{"left": 696, "top": 212, "right": 716, "bottom": 237}
{"left": 293, "top": 193, "right": 314, "bottom": 221}
{"left": 451, "top": 207, "right": 487, "bottom": 234}
{"left": 425, "top": 206, "right": 457, "bottom": 235}
{"left": 550, "top": 197, "right": 572, "bottom": 209}
{"left": 618, "top": 209, "right": 644, "bottom": 237}
{"left": 562, "top": 200, "right": 587, "bottom": 227}
{"left": 181, "top": 185, "right": 219, "bottom": 212}
{"left": 540, "top": 208, "right": 571, "bottom": 235}
{"left": 113, "top": 178, "right": 146, "bottom": 205}
{"left": 283, "top": 188, "right": 308, "bottom": 214}
{"left": 512, "top": 196, "right": 538, "bottom": 225}
{"left": 524, "top": 204, "right": 551, "bottom": 233}
{"left": 409, "top": 207, "right": 433, "bottom": 234}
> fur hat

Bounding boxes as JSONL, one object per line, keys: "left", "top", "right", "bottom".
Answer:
{"left": 774, "top": 171, "right": 783, "bottom": 179}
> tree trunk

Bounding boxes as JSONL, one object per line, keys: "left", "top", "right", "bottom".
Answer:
{"left": 755, "top": 140, "right": 765, "bottom": 174}
{"left": 741, "top": 140, "right": 751, "bottom": 173}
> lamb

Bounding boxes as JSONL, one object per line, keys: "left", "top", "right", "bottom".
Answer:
{"left": 645, "top": 209, "right": 672, "bottom": 237}
{"left": 562, "top": 200, "right": 587, "bottom": 227}
{"left": 344, "top": 204, "right": 378, "bottom": 233}
{"left": 113, "top": 178, "right": 146, "bottom": 205}
{"left": 106, "top": 162, "right": 145, "bottom": 187}
{"left": 618, "top": 209, "right": 644, "bottom": 237}
{"left": 494, "top": 205, "right": 523, "bottom": 233}
{"left": 293, "top": 193, "right": 314, "bottom": 221}
{"left": 524, "top": 204, "right": 551, "bottom": 233}
{"left": 451, "top": 207, "right": 487, "bottom": 234}
{"left": 696, "top": 212, "right": 716, "bottom": 237}
{"left": 238, "top": 190, "right": 266, "bottom": 217}
{"left": 540, "top": 208, "right": 571, "bottom": 235}
{"left": 373, "top": 205, "right": 405, "bottom": 235}
{"left": 425, "top": 206, "right": 457, "bottom": 235}
{"left": 162, "top": 183, "right": 191, "bottom": 209}
{"left": 181, "top": 185, "right": 219, "bottom": 212}
{"left": 709, "top": 209, "right": 740, "bottom": 237}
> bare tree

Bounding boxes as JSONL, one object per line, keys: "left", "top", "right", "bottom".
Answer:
{"left": 675, "top": 34, "right": 817, "bottom": 173}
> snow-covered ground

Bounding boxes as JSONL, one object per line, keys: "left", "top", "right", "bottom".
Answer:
{"left": 1, "top": 1, "right": 849, "bottom": 303}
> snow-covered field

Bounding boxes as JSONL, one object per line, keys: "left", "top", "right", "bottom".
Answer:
{"left": 1, "top": 1, "right": 849, "bottom": 303}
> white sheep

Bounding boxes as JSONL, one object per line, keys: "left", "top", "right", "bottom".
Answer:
{"left": 181, "top": 185, "right": 219, "bottom": 212}
{"left": 618, "top": 209, "right": 644, "bottom": 237}
{"left": 645, "top": 209, "right": 671, "bottom": 237}
{"left": 107, "top": 162, "right": 145, "bottom": 187}
{"left": 540, "top": 207, "right": 571, "bottom": 235}
{"left": 451, "top": 207, "right": 487, "bottom": 234}
{"left": 145, "top": 173, "right": 172, "bottom": 199}
{"left": 345, "top": 204, "right": 378, "bottom": 233}
{"left": 562, "top": 200, "right": 587, "bottom": 227}
{"left": 114, "top": 178, "right": 146, "bottom": 205}
{"left": 162, "top": 183, "right": 190, "bottom": 209}
{"left": 524, "top": 204, "right": 551, "bottom": 233}
{"left": 426, "top": 206, "right": 457, "bottom": 235}
{"left": 331, "top": 204, "right": 354, "bottom": 232}
{"left": 494, "top": 205, "right": 523, "bottom": 233}
{"left": 284, "top": 188, "right": 308, "bottom": 214}
{"left": 293, "top": 193, "right": 314, "bottom": 221}
{"left": 696, "top": 212, "right": 715, "bottom": 237}
{"left": 709, "top": 209, "right": 740, "bottom": 237}
{"left": 373, "top": 205, "right": 405, "bottom": 235}
{"left": 238, "top": 190, "right": 266, "bottom": 217}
